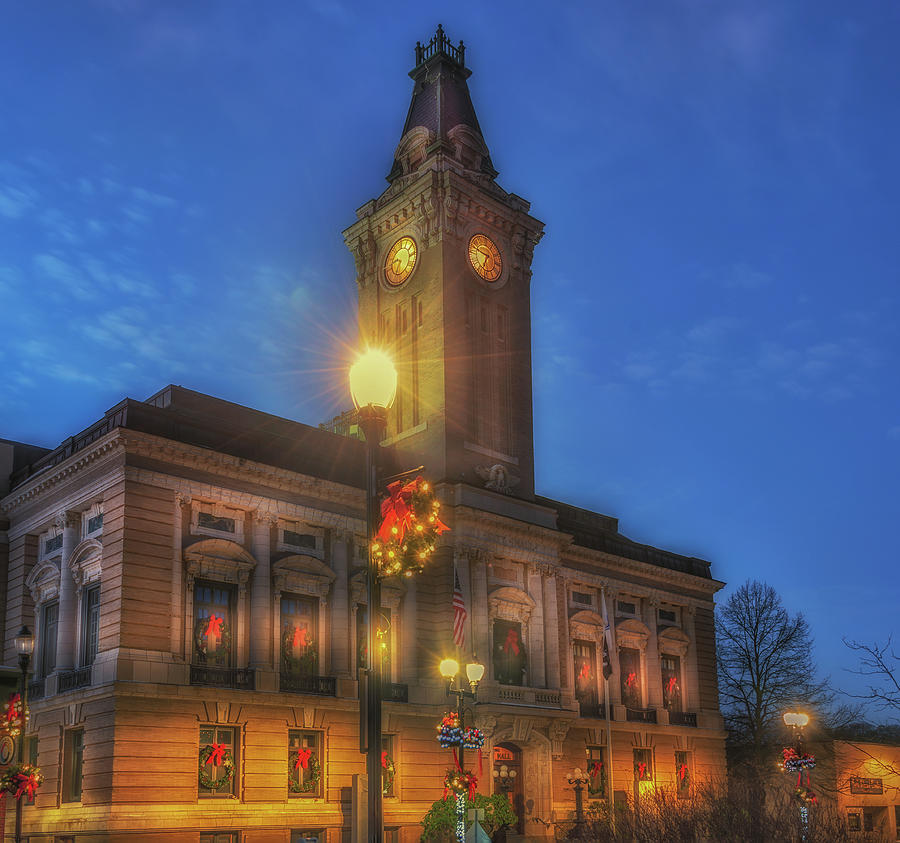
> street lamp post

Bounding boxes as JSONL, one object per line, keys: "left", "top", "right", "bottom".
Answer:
{"left": 14, "top": 626, "right": 34, "bottom": 843}
{"left": 492, "top": 763, "right": 517, "bottom": 795}
{"left": 349, "top": 349, "right": 397, "bottom": 843}
{"left": 566, "top": 768, "right": 590, "bottom": 839}
{"left": 439, "top": 657, "right": 485, "bottom": 843}
{"left": 784, "top": 711, "right": 811, "bottom": 841}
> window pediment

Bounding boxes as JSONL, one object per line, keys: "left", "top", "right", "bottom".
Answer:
{"left": 184, "top": 538, "right": 256, "bottom": 585}
{"left": 26, "top": 558, "right": 60, "bottom": 604}
{"left": 616, "top": 617, "right": 651, "bottom": 651}
{"left": 69, "top": 538, "right": 102, "bottom": 589}
{"left": 273, "top": 554, "right": 335, "bottom": 598}
{"left": 488, "top": 585, "right": 535, "bottom": 624}
{"left": 658, "top": 626, "right": 691, "bottom": 657}
{"left": 569, "top": 609, "right": 605, "bottom": 643}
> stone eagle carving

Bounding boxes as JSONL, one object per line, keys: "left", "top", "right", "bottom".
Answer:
{"left": 475, "top": 464, "right": 519, "bottom": 495}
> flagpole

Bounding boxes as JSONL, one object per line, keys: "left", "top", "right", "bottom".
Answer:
{"left": 601, "top": 587, "right": 615, "bottom": 835}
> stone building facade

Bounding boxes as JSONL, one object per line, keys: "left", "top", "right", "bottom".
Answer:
{"left": 0, "top": 27, "right": 727, "bottom": 843}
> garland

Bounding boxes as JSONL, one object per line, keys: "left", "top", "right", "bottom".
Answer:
{"left": 781, "top": 747, "right": 815, "bottom": 772}
{"left": 371, "top": 477, "right": 449, "bottom": 578}
{"left": 198, "top": 743, "right": 235, "bottom": 791}
{"left": 3, "top": 694, "right": 24, "bottom": 739}
{"left": 437, "top": 712, "right": 463, "bottom": 748}
{"left": 0, "top": 764, "right": 43, "bottom": 800}
{"left": 462, "top": 727, "right": 485, "bottom": 749}
{"left": 195, "top": 616, "right": 232, "bottom": 662}
{"left": 289, "top": 748, "right": 321, "bottom": 794}
{"left": 382, "top": 750, "right": 395, "bottom": 795}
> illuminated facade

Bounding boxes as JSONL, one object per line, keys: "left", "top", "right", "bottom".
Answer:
{"left": 1, "top": 26, "right": 726, "bottom": 842}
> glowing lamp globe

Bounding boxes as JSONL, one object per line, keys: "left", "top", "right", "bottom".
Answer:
{"left": 439, "top": 658, "right": 460, "bottom": 679}
{"left": 14, "top": 626, "right": 34, "bottom": 656}
{"left": 783, "top": 712, "right": 809, "bottom": 727}
{"left": 349, "top": 350, "right": 397, "bottom": 410}
{"left": 465, "top": 662, "right": 485, "bottom": 684}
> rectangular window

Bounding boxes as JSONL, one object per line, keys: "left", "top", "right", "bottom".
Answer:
{"left": 25, "top": 736, "right": 38, "bottom": 805}
{"left": 863, "top": 811, "right": 874, "bottom": 832}
{"left": 291, "top": 833, "right": 323, "bottom": 843}
{"left": 572, "top": 591, "right": 593, "bottom": 606}
{"left": 382, "top": 735, "right": 396, "bottom": 798}
{"left": 87, "top": 513, "right": 103, "bottom": 535}
{"left": 193, "top": 582, "right": 234, "bottom": 667}
{"left": 282, "top": 596, "right": 318, "bottom": 677}
{"left": 847, "top": 812, "right": 861, "bottom": 832}
{"left": 198, "top": 512, "right": 235, "bottom": 533}
{"left": 658, "top": 608, "right": 678, "bottom": 625}
{"left": 81, "top": 584, "right": 101, "bottom": 667}
{"left": 200, "top": 834, "right": 239, "bottom": 843}
{"left": 63, "top": 728, "right": 84, "bottom": 803}
{"left": 44, "top": 533, "right": 63, "bottom": 555}
{"left": 675, "top": 750, "right": 691, "bottom": 799}
{"left": 283, "top": 530, "right": 317, "bottom": 550}
{"left": 661, "top": 654, "right": 682, "bottom": 712}
{"left": 586, "top": 746, "right": 606, "bottom": 798}
{"left": 288, "top": 730, "right": 322, "bottom": 798}
{"left": 492, "top": 619, "right": 526, "bottom": 686}
{"left": 357, "top": 606, "right": 392, "bottom": 677}
{"left": 573, "top": 640, "right": 599, "bottom": 716}
{"left": 199, "top": 726, "right": 237, "bottom": 798}
{"left": 620, "top": 647, "right": 642, "bottom": 709}
{"left": 633, "top": 748, "right": 653, "bottom": 783}
{"left": 616, "top": 600, "right": 637, "bottom": 617}
{"left": 40, "top": 602, "right": 59, "bottom": 677}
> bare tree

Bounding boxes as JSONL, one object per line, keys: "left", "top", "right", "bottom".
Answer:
{"left": 717, "top": 580, "right": 831, "bottom": 769}
{"left": 843, "top": 637, "right": 900, "bottom": 717}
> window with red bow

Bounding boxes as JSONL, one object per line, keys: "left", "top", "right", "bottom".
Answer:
{"left": 620, "top": 647, "right": 642, "bottom": 710}
{"left": 288, "top": 730, "right": 322, "bottom": 798}
{"left": 199, "top": 727, "right": 237, "bottom": 798}
{"left": 633, "top": 748, "right": 653, "bottom": 783}
{"left": 586, "top": 745, "right": 606, "bottom": 798}
{"left": 573, "top": 640, "right": 600, "bottom": 716}
{"left": 675, "top": 750, "right": 691, "bottom": 799}
{"left": 661, "top": 654, "right": 682, "bottom": 712}
{"left": 282, "top": 597, "right": 318, "bottom": 678}
{"left": 194, "top": 583, "right": 233, "bottom": 667}
{"left": 492, "top": 619, "right": 526, "bottom": 687}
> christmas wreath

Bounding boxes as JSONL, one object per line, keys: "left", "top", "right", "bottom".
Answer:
{"left": 437, "top": 712, "right": 463, "bottom": 748}
{"left": 588, "top": 760, "right": 605, "bottom": 795}
{"left": 442, "top": 769, "right": 478, "bottom": 801}
{"left": 289, "top": 748, "right": 321, "bottom": 794}
{"left": 0, "top": 764, "right": 43, "bottom": 800}
{"left": 3, "top": 693, "right": 25, "bottom": 739}
{"left": 199, "top": 742, "right": 235, "bottom": 791}
{"left": 635, "top": 761, "right": 651, "bottom": 781}
{"left": 678, "top": 763, "right": 690, "bottom": 789}
{"left": 371, "top": 477, "right": 449, "bottom": 578}
{"left": 382, "top": 750, "right": 395, "bottom": 795}
{"left": 795, "top": 785, "right": 818, "bottom": 804}
{"left": 781, "top": 747, "right": 815, "bottom": 773}
{"left": 195, "top": 615, "right": 232, "bottom": 662}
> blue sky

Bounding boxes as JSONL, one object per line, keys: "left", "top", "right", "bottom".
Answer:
{"left": 1, "top": 1, "right": 898, "bottom": 712}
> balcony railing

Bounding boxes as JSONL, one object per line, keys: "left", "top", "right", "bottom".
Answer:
{"left": 190, "top": 665, "right": 255, "bottom": 690}
{"left": 279, "top": 673, "right": 336, "bottom": 696}
{"left": 385, "top": 682, "right": 408, "bottom": 703}
{"left": 27, "top": 679, "right": 45, "bottom": 701}
{"left": 669, "top": 710, "right": 698, "bottom": 727}
{"left": 58, "top": 667, "right": 92, "bottom": 693}
{"left": 578, "top": 700, "right": 604, "bottom": 718}
{"left": 625, "top": 707, "right": 658, "bottom": 724}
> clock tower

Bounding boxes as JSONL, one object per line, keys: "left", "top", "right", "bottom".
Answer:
{"left": 344, "top": 26, "right": 544, "bottom": 499}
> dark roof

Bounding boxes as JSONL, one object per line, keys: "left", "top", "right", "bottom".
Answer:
{"left": 9, "top": 385, "right": 366, "bottom": 492}
{"left": 0, "top": 438, "right": 52, "bottom": 477}
{"left": 537, "top": 495, "right": 713, "bottom": 580}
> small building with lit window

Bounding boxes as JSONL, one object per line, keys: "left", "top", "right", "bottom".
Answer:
{"left": 0, "top": 26, "right": 727, "bottom": 842}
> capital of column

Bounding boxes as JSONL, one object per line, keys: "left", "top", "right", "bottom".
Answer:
{"left": 175, "top": 492, "right": 191, "bottom": 507}
{"left": 55, "top": 510, "right": 80, "bottom": 531}
{"left": 253, "top": 511, "right": 278, "bottom": 527}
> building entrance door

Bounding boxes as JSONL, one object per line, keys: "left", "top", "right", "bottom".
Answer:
{"left": 493, "top": 742, "right": 524, "bottom": 834}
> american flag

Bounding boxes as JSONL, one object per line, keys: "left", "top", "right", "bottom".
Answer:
{"left": 452, "top": 567, "right": 467, "bottom": 649}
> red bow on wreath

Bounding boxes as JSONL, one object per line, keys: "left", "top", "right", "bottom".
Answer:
{"left": 5, "top": 693, "right": 21, "bottom": 722}
{"left": 377, "top": 480, "right": 416, "bottom": 542}
{"left": 12, "top": 772, "right": 39, "bottom": 800}
{"left": 637, "top": 762, "right": 647, "bottom": 780}
{"left": 589, "top": 761, "right": 603, "bottom": 778}
{"left": 292, "top": 626, "right": 308, "bottom": 648}
{"left": 679, "top": 764, "right": 687, "bottom": 782}
{"left": 205, "top": 615, "right": 223, "bottom": 638}
{"left": 503, "top": 628, "right": 520, "bottom": 656}
{"left": 381, "top": 750, "right": 389, "bottom": 770}
{"left": 206, "top": 743, "right": 227, "bottom": 766}
{"left": 579, "top": 662, "right": 592, "bottom": 680}
{"left": 666, "top": 676, "right": 679, "bottom": 696}
{"left": 625, "top": 672, "right": 637, "bottom": 688}
{"left": 294, "top": 748, "right": 313, "bottom": 770}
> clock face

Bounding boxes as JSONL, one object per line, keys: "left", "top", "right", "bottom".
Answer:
{"left": 384, "top": 236, "right": 418, "bottom": 286}
{"left": 468, "top": 234, "right": 502, "bottom": 282}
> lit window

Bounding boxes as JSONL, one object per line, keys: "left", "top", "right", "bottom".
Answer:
{"left": 288, "top": 730, "right": 322, "bottom": 798}
{"left": 281, "top": 597, "right": 318, "bottom": 678}
{"left": 586, "top": 746, "right": 606, "bottom": 798}
{"left": 382, "top": 735, "right": 396, "bottom": 797}
{"left": 620, "top": 647, "right": 642, "bottom": 710}
{"left": 492, "top": 619, "right": 526, "bottom": 686}
{"left": 633, "top": 748, "right": 653, "bottom": 783}
{"left": 573, "top": 640, "right": 600, "bottom": 717}
{"left": 62, "top": 729, "right": 84, "bottom": 803}
{"left": 661, "top": 655, "right": 682, "bottom": 712}
{"left": 81, "top": 584, "right": 100, "bottom": 667}
{"left": 199, "top": 726, "right": 237, "bottom": 798}
{"left": 194, "top": 582, "right": 233, "bottom": 667}
{"left": 675, "top": 750, "right": 691, "bottom": 799}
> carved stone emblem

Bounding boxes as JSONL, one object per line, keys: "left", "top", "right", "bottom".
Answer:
{"left": 475, "top": 464, "right": 519, "bottom": 495}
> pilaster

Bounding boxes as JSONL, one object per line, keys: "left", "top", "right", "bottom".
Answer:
{"left": 249, "top": 512, "right": 275, "bottom": 667}
{"left": 540, "top": 566, "right": 560, "bottom": 690}
{"left": 526, "top": 564, "right": 545, "bottom": 687}
{"left": 54, "top": 511, "right": 80, "bottom": 671}
{"left": 331, "top": 530, "right": 352, "bottom": 677}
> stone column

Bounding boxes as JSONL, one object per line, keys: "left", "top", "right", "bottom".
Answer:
{"left": 470, "top": 551, "right": 490, "bottom": 665}
{"left": 605, "top": 587, "right": 623, "bottom": 708}
{"left": 684, "top": 605, "right": 699, "bottom": 712}
{"left": 400, "top": 577, "right": 417, "bottom": 683}
{"left": 526, "top": 563, "right": 546, "bottom": 687}
{"left": 541, "top": 567, "right": 561, "bottom": 690}
{"left": 249, "top": 513, "right": 274, "bottom": 667}
{"left": 170, "top": 494, "right": 187, "bottom": 658}
{"left": 331, "top": 530, "right": 352, "bottom": 677}
{"left": 55, "top": 511, "right": 80, "bottom": 671}
{"left": 237, "top": 571, "right": 250, "bottom": 667}
{"left": 318, "top": 595, "right": 330, "bottom": 676}
{"left": 645, "top": 598, "right": 663, "bottom": 709}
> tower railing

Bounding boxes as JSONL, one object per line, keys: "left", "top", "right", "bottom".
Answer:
{"left": 415, "top": 25, "right": 465, "bottom": 68}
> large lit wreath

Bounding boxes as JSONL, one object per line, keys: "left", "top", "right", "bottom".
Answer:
{"left": 195, "top": 615, "right": 232, "bottom": 662}
{"left": 199, "top": 743, "right": 235, "bottom": 791}
{"left": 371, "top": 477, "right": 449, "bottom": 578}
{"left": 381, "top": 750, "right": 395, "bottom": 795}
{"left": 289, "top": 748, "right": 321, "bottom": 794}
{"left": 0, "top": 764, "right": 43, "bottom": 800}
{"left": 442, "top": 769, "right": 478, "bottom": 801}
